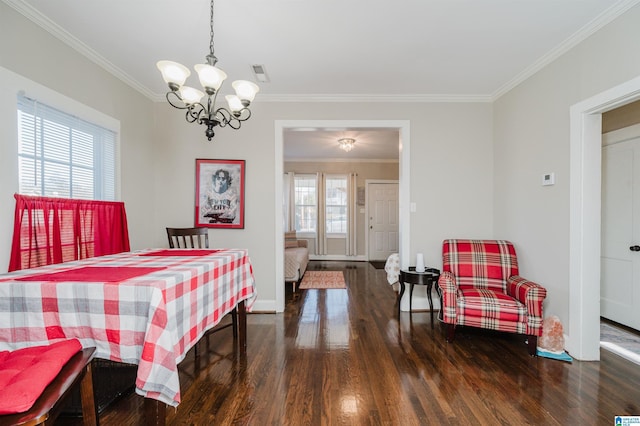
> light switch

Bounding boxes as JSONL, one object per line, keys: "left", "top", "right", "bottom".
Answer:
{"left": 542, "top": 172, "right": 555, "bottom": 186}
{"left": 410, "top": 202, "right": 417, "bottom": 212}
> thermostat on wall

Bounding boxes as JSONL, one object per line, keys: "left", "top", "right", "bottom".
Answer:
{"left": 542, "top": 172, "right": 555, "bottom": 186}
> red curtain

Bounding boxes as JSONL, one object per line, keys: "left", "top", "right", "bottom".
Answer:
{"left": 8, "top": 194, "right": 130, "bottom": 272}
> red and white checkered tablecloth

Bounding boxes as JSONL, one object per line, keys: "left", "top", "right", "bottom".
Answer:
{"left": 0, "top": 248, "right": 257, "bottom": 407}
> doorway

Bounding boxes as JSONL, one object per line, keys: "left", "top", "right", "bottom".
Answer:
{"left": 275, "top": 120, "right": 411, "bottom": 312}
{"left": 569, "top": 75, "right": 640, "bottom": 360}
{"left": 601, "top": 126, "right": 640, "bottom": 331}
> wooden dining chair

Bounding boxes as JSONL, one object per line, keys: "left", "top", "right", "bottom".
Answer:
{"left": 0, "top": 340, "right": 98, "bottom": 426}
{"left": 166, "top": 227, "right": 209, "bottom": 249}
{"left": 165, "top": 227, "right": 238, "bottom": 356}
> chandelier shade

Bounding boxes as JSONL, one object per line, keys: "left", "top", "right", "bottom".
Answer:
{"left": 156, "top": 61, "right": 190, "bottom": 89}
{"left": 179, "top": 86, "right": 205, "bottom": 105}
{"left": 156, "top": 0, "right": 259, "bottom": 141}
{"left": 194, "top": 64, "right": 227, "bottom": 93}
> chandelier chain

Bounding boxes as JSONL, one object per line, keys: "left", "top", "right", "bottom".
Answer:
{"left": 209, "top": 0, "right": 215, "bottom": 58}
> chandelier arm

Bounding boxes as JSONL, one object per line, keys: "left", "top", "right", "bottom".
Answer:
{"left": 166, "top": 92, "right": 209, "bottom": 122}
{"left": 237, "top": 108, "right": 252, "bottom": 122}
{"left": 225, "top": 117, "right": 241, "bottom": 130}
{"left": 206, "top": 91, "right": 219, "bottom": 121}
{"left": 165, "top": 91, "right": 190, "bottom": 110}
{"left": 185, "top": 106, "right": 204, "bottom": 124}
{"left": 213, "top": 107, "right": 233, "bottom": 128}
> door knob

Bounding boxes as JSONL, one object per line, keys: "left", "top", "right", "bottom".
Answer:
{"left": 630, "top": 245, "right": 640, "bottom": 252}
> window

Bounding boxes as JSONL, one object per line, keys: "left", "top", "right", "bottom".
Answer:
{"left": 294, "top": 175, "right": 317, "bottom": 233}
{"left": 17, "top": 94, "right": 117, "bottom": 200}
{"left": 325, "top": 176, "right": 347, "bottom": 235}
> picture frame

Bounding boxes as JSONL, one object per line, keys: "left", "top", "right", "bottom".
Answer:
{"left": 195, "top": 159, "right": 245, "bottom": 229}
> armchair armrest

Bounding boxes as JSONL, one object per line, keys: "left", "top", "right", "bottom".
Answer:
{"left": 438, "top": 271, "right": 459, "bottom": 324}
{"left": 508, "top": 275, "right": 547, "bottom": 334}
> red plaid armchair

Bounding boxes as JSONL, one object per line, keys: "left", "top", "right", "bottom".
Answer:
{"left": 438, "top": 239, "right": 547, "bottom": 355}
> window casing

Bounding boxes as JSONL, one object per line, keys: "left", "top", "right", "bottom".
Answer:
{"left": 17, "top": 94, "right": 117, "bottom": 201}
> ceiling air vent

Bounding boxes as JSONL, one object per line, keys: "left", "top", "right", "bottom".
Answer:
{"left": 252, "top": 64, "right": 270, "bottom": 83}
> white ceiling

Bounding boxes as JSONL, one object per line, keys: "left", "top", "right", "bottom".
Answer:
{"left": 6, "top": 0, "right": 637, "bottom": 160}
{"left": 283, "top": 128, "right": 400, "bottom": 161}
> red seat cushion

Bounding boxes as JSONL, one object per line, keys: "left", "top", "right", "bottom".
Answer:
{"left": 458, "top": 288, "right": 526, "bottom": 323}
{"left": 0, "top": 339, "right": 82, "bottom": 414}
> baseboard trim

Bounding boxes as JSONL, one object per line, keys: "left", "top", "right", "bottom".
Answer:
{"left": 309, "top": 255, "right": 367, "bottom": 261}
{"left": 250, "top": 299, "right": 278, "bottom": 313}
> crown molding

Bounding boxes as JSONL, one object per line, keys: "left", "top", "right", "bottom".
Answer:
{"left": 492, "top": 0, "right": 640, "bottom": 101}
{"left": 257, "top": 93, "right": 491, "bottom": 103}
{"left": 152, "top": 93, "right": 491, "bottom": 104}
{"left": 4, "top": 0, "right": 156, "bottom": 100}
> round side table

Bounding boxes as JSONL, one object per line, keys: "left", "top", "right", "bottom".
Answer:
{"left": 398, "top": 267, "right": 441, "bottom": 327}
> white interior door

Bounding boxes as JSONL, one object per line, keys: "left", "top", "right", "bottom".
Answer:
{"left": 367, "top": 182, "right": 399, "bottom": 261}
{"left": 601, "top": 136, "right": 640, "bottom": 330}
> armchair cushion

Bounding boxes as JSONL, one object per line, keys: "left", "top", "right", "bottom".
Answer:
{"left": 458, "top": 289, "right": 528, "bottom": 332}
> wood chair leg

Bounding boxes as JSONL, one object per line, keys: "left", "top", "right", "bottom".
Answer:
{"left": 445, "top": 323, "right": 456, "bottom": 342}
{"left": 527, "top": 335, "right": 538, "bottom": 356}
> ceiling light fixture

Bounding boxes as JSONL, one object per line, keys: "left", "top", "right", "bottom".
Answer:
{"left": 156, "top": 0, "right": 259, "bottom": 141}
{"left": 338, "top": 138, "right": 356, "bottom": 152}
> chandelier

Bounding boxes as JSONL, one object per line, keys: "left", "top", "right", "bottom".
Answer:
{"left": 338, "top": 138, "right": 356, "bottom": 152}
{"left": 156, "top": 0, "right": 259, "bottom": 141}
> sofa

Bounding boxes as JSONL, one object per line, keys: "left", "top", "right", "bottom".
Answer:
{"left": 284, "top": 231, "right": 309, "bottom": 291}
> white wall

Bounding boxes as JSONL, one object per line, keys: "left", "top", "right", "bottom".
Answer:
{"left": 493, "top": 4, "right": 640, "bottom": 357}
{"left": 0, "top": 3, "right": 156, "bottom": 269}
{"left": 152, "top": 101, "right": 494, "bottom": 309}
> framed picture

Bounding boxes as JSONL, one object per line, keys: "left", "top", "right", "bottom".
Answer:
{"left": 195, "top": 159, "right": 245, "bottom": 229}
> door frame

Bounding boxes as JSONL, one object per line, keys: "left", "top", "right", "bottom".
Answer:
{"left": 569, "top": 75, "right": 640, "bottom": 360}
{"left": 365, "top": 179, "right": 399, "bottom": 261}
{"left": 275, "top": 120, "right": 410, "bottom": 312}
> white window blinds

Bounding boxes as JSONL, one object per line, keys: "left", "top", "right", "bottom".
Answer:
{"left": 17, "top": 94, "right": 117, "bottom": 200}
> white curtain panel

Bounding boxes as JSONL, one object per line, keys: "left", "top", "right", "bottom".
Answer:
{"left": 283, "top": 172, "right": 293, "bottom": 231}
{"left": 316, "top": 172, "right": 325, "bottom": 255}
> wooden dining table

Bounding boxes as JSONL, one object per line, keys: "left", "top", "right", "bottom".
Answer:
{"left": 0, "top": 248, "right": 257, "bottom": 425}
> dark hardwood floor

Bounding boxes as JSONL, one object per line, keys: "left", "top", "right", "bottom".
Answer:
{"left": 58, "top": 261, "right": 640, "bottom": 425}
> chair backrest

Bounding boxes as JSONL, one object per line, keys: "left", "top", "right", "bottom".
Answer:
{"left": 442, "top": 239, "right": 519, "bottom": 292}
{"left": 166, "top": 227, "right": 209, "bottom": 249}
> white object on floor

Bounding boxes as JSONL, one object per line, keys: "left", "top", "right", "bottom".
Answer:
{"left": 385, "top": 253, "right": 400, "bottom": 285}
